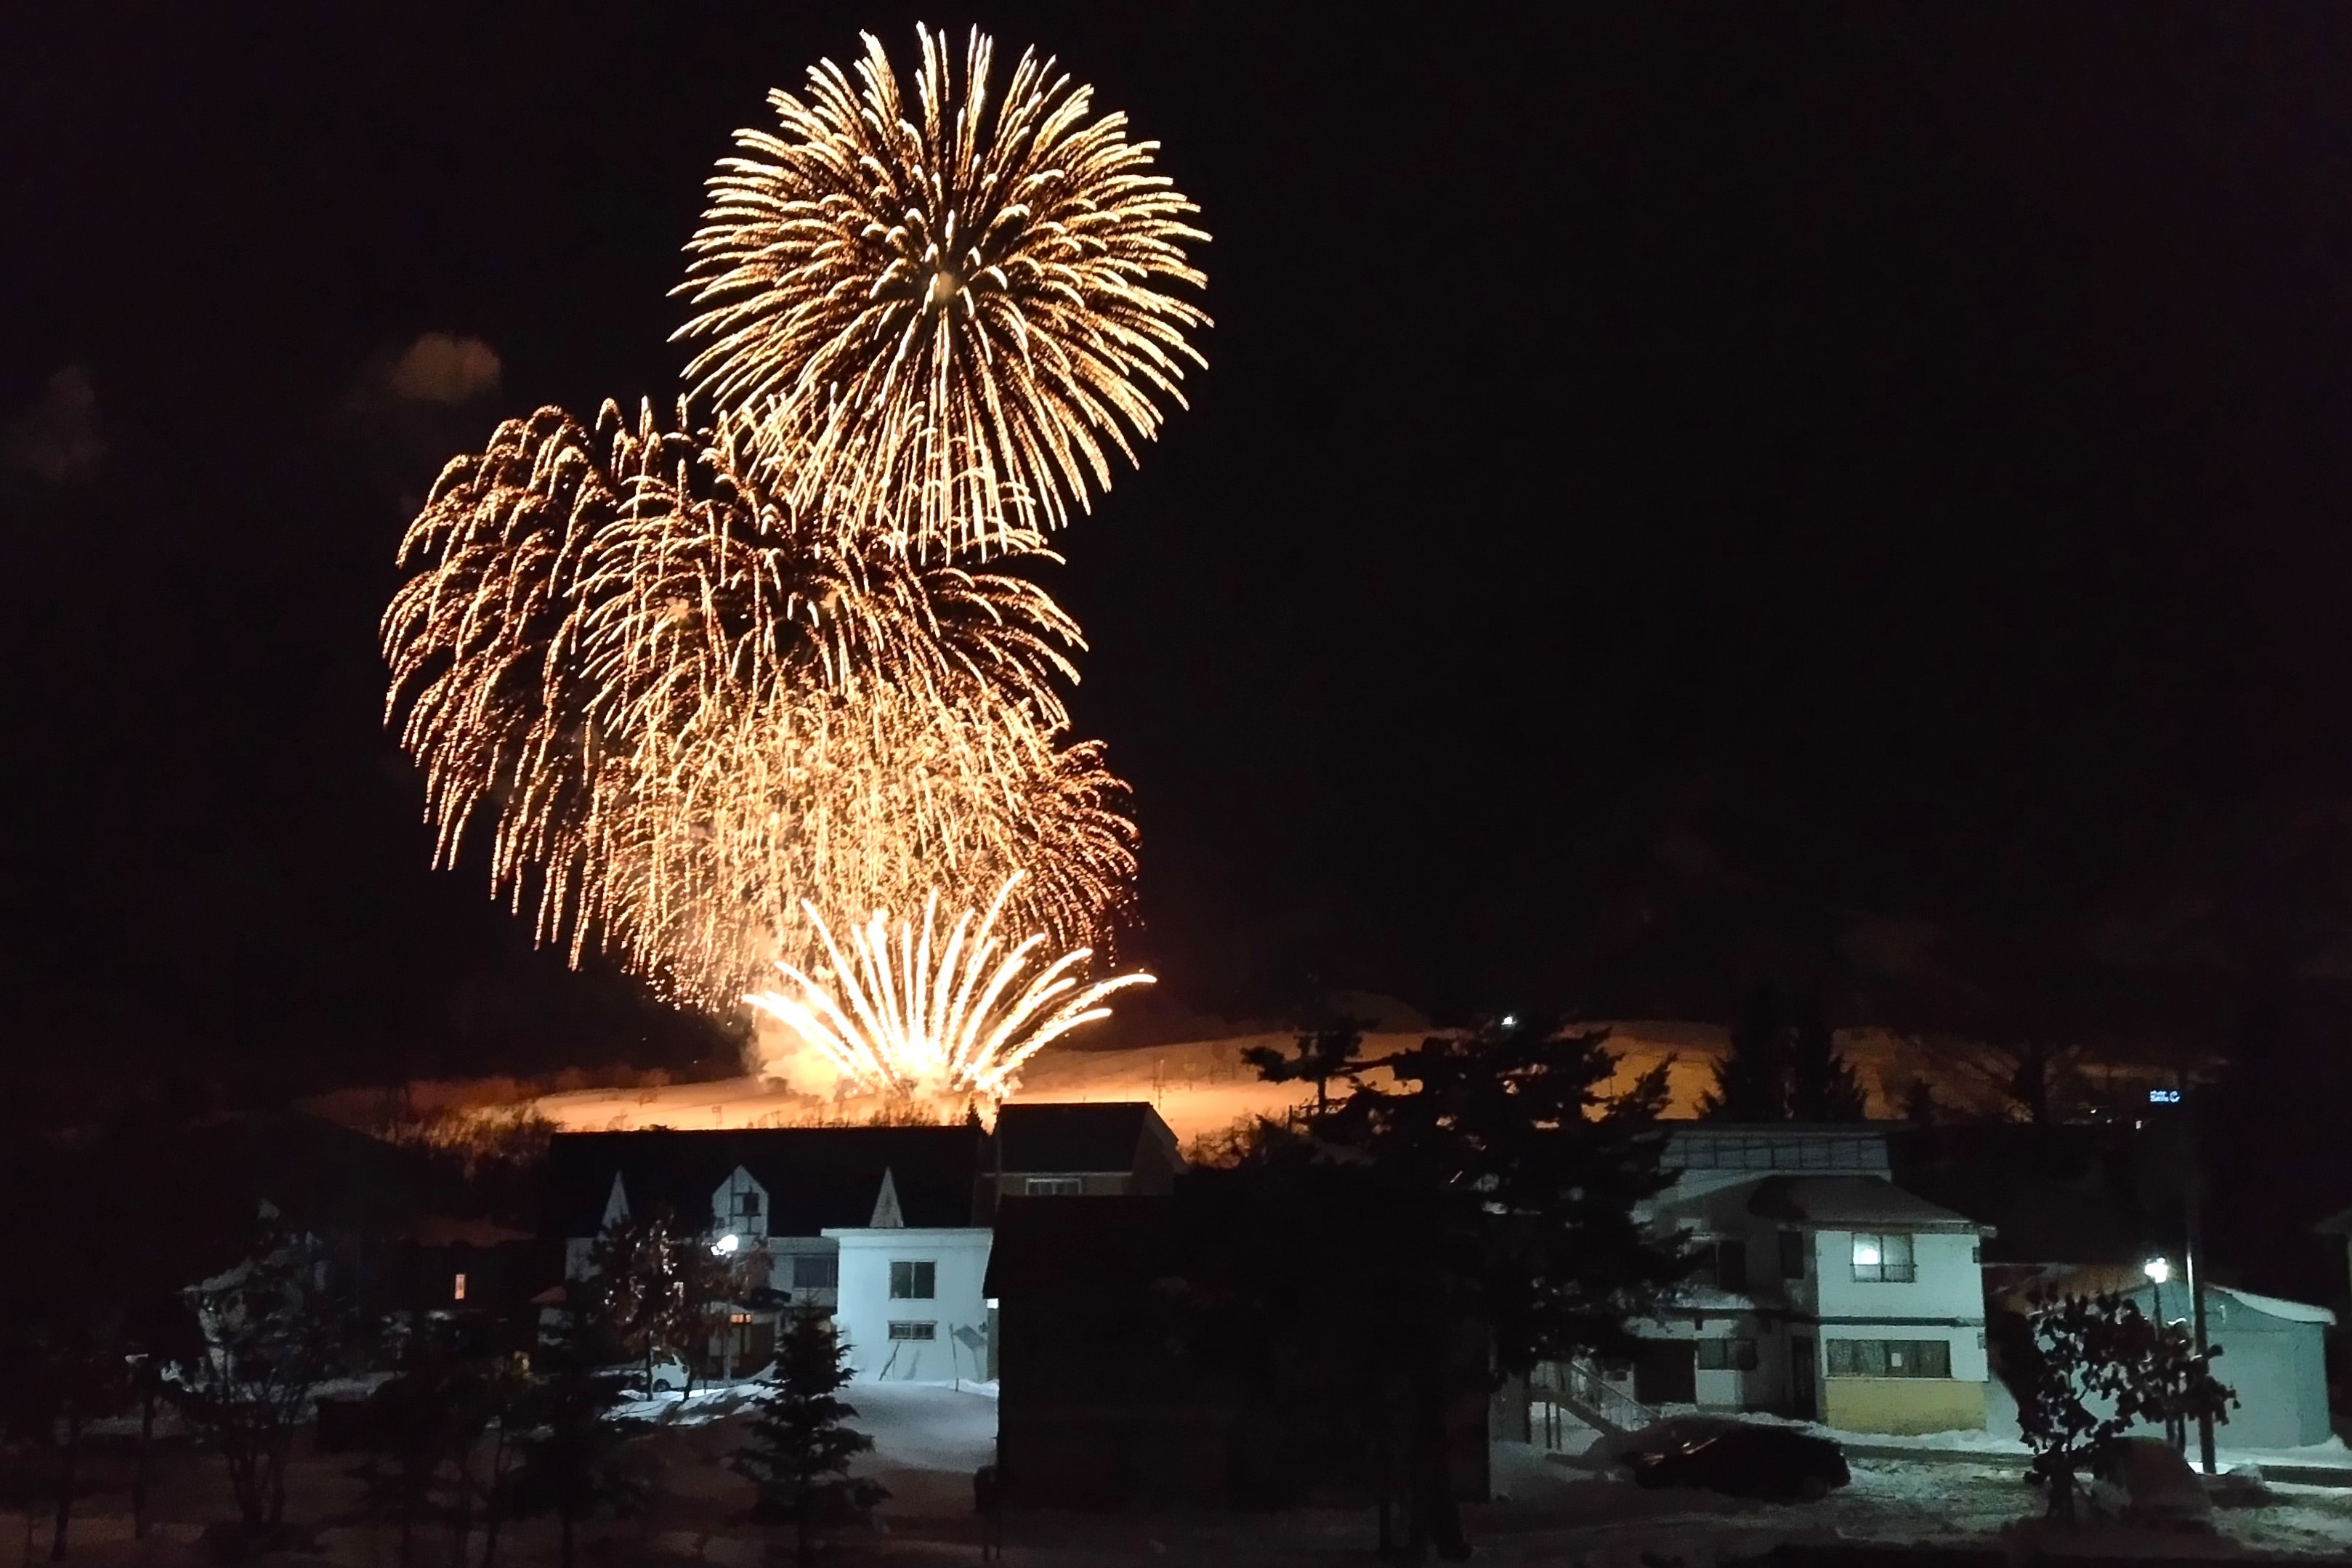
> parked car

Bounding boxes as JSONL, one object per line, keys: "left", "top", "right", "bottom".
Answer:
{"left": 2085, "top": 1437, "right": 2215, "bottom": 1531}
{"left": 1616, "top": 1417, "right": 1851, "bottom": 1501}
{"left": 602, "top": 1351, "right": 690, "bottom": 1395}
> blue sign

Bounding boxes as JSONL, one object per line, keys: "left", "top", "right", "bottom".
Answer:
{"left": 2149, "top": 1088, "right": 2182, "bottom": 1104}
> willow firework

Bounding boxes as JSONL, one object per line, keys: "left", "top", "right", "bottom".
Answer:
{"left": 745, "top": 874, "right": 1153, "bottom": 1100}
{"left": 381, "top": 401, "right": 1134, "bottom": 1009}
{"left": 676, "top": 25, "right": 1211, "bottom": 560}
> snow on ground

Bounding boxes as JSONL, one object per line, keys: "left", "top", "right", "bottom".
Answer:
{"left": 491, "top": 1021, "right": 2100, "bottom": 1146}
{"left": 846, "top": 1381, "right": 1001, "bottom": 1517}
{"left": 17, "top": 1385, "right": 2352, "bottom": 1565}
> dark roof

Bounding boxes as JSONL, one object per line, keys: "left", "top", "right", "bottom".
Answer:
{"left": 1747, "top": 1174, "right": 1986, "bottom": 1232}
{"left": 543, "top": 1126, "right": 985, "bottom": 1238}
{"left": 993, "top": 1102, "right": 1173, "bottom": 1173}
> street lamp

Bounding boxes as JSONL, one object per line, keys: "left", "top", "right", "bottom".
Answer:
{"left": 2144, "top": 1256, "right": 2170, "bottom": 1326}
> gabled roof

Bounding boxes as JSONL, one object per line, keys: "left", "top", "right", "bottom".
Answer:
{"left": 1747, "top": 1173, "right": 1987, "bottom": 1232}
{"left": 543, "top": 1126, "right": 985, "bottom": 1238}
{"left": 993, "top": 1102, "right": 1174, "bottom": 1173}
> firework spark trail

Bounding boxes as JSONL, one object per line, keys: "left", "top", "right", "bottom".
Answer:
{"left": 676, "top": 24, "right": 1210, "bottom": 561}
{"left": 384, "top": 28, "right": 1204, "bottom": 1093}
{"left": 382, "top": 401, "right": 1133, "bottom": 1008}
{"left": 745, "top": 873, "right": 1153, "bottom": 1099}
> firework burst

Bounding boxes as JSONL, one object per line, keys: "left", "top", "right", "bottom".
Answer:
{"left": 676, "top": 25, "right": 1210, "bottom": 559}
{"left": 383, "top": 29, "right": 1205, "bottom": 1094}
{"left": 382, "top": 401, "right": 1133, "bottom": 1008}
{"left": 745, "top": 873, "right": 1152, "bottom": 1102}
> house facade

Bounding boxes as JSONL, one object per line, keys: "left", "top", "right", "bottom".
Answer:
{"left": 546, "top": 1124, "right": 991, "bottom": 1378}
{"left": 990, "top": 1102, "right": 1181, "bottom": 1200}
{"left": 544, "top": 1105, "right": 1176, "bottom": 1382}
{"left": 1599, "top": 1124, "right": 1995, "bottom": 1435}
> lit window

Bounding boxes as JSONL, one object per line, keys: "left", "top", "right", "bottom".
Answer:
{"left": 453, "top": 1272, "right": 467, "bottom": 1302}
{"left": 1025, "top": 1176, "right": 1083, "bottom": 1197}
{"left": 1850, "top": 1232, "right": 1915, "bottom": 1282}
{"left": 728, "top": 1312, "right": 755, "bottom": 1325}
{"left": 889, "top": 1260, "right": 937, "bottom": 1300}
{"left": 886, "top": 1321, "right": 937, "bottom": 1341}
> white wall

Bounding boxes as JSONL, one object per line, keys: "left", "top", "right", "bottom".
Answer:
{"left": 822, "top": 1226, "right": 993, "bottom": 1383}
{"left": 1811, "top": 1230, "right": 1985, "bottom": 1324}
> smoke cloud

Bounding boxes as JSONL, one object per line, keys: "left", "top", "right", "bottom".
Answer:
{"left": 384, "top": 333, "right": 501, "bottom": 405}
{"left": 4, "top": 365, "right": 105, "bottom": 483}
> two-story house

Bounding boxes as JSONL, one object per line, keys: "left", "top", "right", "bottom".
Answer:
{"left": 544, "top": 1104, "right": 1181, "bottom": 1383}
{"left": 545, "top": 1124, "right": 991, "bottom": 1378}
{"left": 1600, "top": 1123, "right": 1995, "bottom": 1435}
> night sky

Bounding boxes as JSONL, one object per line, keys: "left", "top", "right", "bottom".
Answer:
{"left": 11, "top": 4, "right": 2352, "bottom": 1098}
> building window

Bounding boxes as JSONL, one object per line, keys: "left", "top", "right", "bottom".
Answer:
{"left": 792, "top": 1253, "right": 838, "bottom": 1290}
{"left": 1778, "top": 1230, "right": 1807, "bottom": 1280}
{"left": 886, "top": 1321, "right": 937, "bottom": 1341}
{"left": 729, "top": 1312, "right": 755, "bottom": 1325}
{"left": 733, "top": 1189, "right": 761, "bottom": 1218}
{"left": 1025, "top": 1176, "right": 1084, "bottom": 1196}
{"left": 1712, "top": 1238, "right": 1748, "bottom": 1292}
{"left": 453, "top": 1272, "right": 467, "bottom": 1303}
{"left": 1695, "top": 1336, "right": 1759, "bottom": 1372}
{"left": 889, "top": 1260, "right": 937, "bottom": 1300}
{"left": 1827, "top": 1338, "right": 1950, "bottom": 1378}
{"left": 1850, "top": 1232, "right": 1916, "bottom": 1282}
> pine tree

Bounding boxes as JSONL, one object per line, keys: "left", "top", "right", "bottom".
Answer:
{"left": 1785, "top": 995, "right": 1869, "bottom": 1120}
{"left": 1241, "top": 1019, "right": 1369, "bottom": 1120}
{"left": 1315, "top": 1017, "right": 1692, "bottom": 1556}
{"left": 1701, "top": 982, "right": 1789, "bottom": 1120}
{"left": 504, "top": 1320, "right": 647, "bottom": 1568}
{"left": 733, "top": 1312, "right": 888, "bottom": 1564}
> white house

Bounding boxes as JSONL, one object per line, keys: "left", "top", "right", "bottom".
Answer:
{"left": 824, "top": 1169, "right": 994, "bottom": 1383}
{"left": 1580, "top": 1124, "right": 1995, "bottom": 1435}
{"left": 546, "top": 1125, "right": 991, "bottom": 1376}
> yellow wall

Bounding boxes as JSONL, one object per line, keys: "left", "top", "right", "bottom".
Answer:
{"left": 1823, "top": 1378, "right": 1984, "bottom": 1436}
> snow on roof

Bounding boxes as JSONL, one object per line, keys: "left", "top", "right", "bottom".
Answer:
{"left": 1748, "top": 1173, "right": 1987, "bottom": 1232}
{"left": 2216, "top": 1285, "right": 2337, "bottom": 1325}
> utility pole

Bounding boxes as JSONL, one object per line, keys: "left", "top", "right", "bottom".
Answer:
{"left": 2181, "top": 1072, "right": 2217, "bottom": 1475}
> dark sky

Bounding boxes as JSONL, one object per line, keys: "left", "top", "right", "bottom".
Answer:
{"left": 10, "top": 4, "right": 2352, "bottom": 1095}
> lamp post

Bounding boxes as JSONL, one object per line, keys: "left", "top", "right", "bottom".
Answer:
{"left": 2144, "top": 1256, "right": 2181, "bottom": 1452}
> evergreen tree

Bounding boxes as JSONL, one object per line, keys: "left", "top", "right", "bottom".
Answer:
{"left": 1310, "top": 1017, "right": 1692, "bottom": 1556}
{"left": 1785, "top": 995, "right": 1869, "bottom": 1120}
{"left": 732, "top": 1311, "right": 887, "bottom": 1564}
{"left": 1241, "top": 1019, "right": 1369, "bottom": 1119}
{"left": 504, "top": 1320, "right": 647, "bottom": 1568}
{"left": 1700, "top": 983, "right": 1789, "bottom": 1120}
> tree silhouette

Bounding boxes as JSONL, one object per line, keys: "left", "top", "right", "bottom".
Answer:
{"left": 1702, "top": 983, "right": 1789, "bottom": 1120}
{"left": 1785, "top": 995, "right": 1868, "bottom": 1120}
{"left": 1704, "top": 985, "right": 1867, "bottom": 1120}
{"left": 1241, "top": 1019, "right": 1369, "bottom": 1119}
{"left": 2017, "top": 1291, "right": 2236, "bottom": 1524}
{"left": 733, "top": 1311, "right": 887, "bottom": 1563}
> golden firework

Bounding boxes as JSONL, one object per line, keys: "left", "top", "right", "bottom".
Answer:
{"left": 676, "top": 24, "right": 1210, "bottom": 559}
{"left": 745, "top": 873, "right": 1153, "bottom": 1101}
{"left": 381, "top": 401, "right": 1133, "bottom": 1008}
